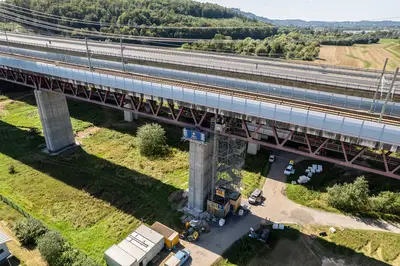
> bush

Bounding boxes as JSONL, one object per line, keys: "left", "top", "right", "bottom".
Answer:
{"left": 15, "top": 218, "right": 47, "bottom": 247}
{"left": 37, "top": 231, "right": 65, "bottom": 266}
{"left": 327, "top": 176, "right": 370, "bottom": 212}
{"left": 60, "top": 243, "right": 97, "bottom": 266}
{"left": 370, "top": 191, "right": 400, "bottom": 215}
{"left": 136, "top": 123, "right": 168, "bottom": 157}
{"left": 8, "top": 165, "right": 16, "bottom": 174}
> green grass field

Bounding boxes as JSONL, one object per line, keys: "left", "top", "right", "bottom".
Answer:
{"left": 285, "top": 160, "right": 400, "bottom": 221}
{"left": 380, "top": 38, "right": 400, "bottom": 59}
{"left": 0, "top": 91, "right": 268, "bottom": 264}
{"left": 0, "top": 201, "right": 24, "bottom": 228}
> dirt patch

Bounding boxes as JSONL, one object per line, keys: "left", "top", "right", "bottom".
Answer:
{"left": 0, "top": 222, "right": 47, "bottom": 266}
{"left": 313, "top": 44, "right": 400, "bottom": 70}
{"left": 0, "top": 99, "right": 13, "bottom": 113}
{"left": 76, "top": 126, "right": 102, "bottom": 139}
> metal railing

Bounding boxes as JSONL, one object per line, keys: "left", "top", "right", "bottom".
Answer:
{"left": 2, "top": 46, "right": 399, "bottom": 117}
{"left": 3, "top": 32, "right": 398, "bottom": 77}
{"left": 1, "top": 39, "right": 384, "bottom": 92}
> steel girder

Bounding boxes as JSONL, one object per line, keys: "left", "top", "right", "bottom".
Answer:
{"left": 0, "top": 66, "right": 399, "bottom": 179}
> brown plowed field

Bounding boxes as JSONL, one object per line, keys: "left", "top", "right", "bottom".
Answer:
{"left": 312, "top": 42, "right": 400, "bottom": 70}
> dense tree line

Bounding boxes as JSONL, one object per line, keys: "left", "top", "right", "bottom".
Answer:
{"left": 183, "top": 30, "right": 383, "bottom": 60}
{"left": 327, "top": 176, "right": 400, "bottom": 216}
{"left": 183, "top": 33, "right": 320, "bottom": 60}
{"left": 376, "top": 30, "right": 400, "bottom": 39}
{"left": 5, "top": 0, "right": 277, "bottom": 39}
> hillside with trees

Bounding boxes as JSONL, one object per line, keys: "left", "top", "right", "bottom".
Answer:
{"left": 3, "top": 0, "right": 277, "bottom": 39}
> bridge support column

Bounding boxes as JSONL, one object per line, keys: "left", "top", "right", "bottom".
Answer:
{"left": 34, "top": 90, "right": 75, "bottom": 154}
{"left": 188, "top": 141, "right": 214, "bottom": 212}
{"left": 247, "top": 133, "right": 261, "bottom": 155}
{"left": 124, "top": 103, "right": 138, "bottom": 122}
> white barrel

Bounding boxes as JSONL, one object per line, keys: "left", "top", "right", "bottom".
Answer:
{"left": 219, "top": 218, "right": 226, "bottom": 227}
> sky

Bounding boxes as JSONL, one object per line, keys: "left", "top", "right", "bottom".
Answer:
{"left": 196, "top": 0, "right": 400, "bottom": 22}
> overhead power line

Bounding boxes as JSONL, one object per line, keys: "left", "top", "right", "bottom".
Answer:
{"left": 0, "top": 2, "right": 272, "bottom": 30}
{"left": 0, "top": 9, "right": 209, "bottom": 42}
{"left": 0, "top": 8, "right": 270, "bottom": 44}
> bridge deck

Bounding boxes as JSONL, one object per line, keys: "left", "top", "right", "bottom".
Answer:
{"left": 2, "top": 46, "right": 399, "bottom": 117}
{"left": 1, "top": 53, "right": 400, "bottom": 148}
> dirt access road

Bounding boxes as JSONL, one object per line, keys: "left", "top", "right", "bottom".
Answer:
{"left": 185, "top": 152, "right": 400, "bottom": 266}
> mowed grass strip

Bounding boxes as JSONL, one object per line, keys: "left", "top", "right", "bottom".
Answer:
{"left": 0, "top": 92, "right": 266, "bottom": 264}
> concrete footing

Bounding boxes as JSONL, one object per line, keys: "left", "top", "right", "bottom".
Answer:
{"left": 247, "top": 133, "right": 261, "bottom": 155}
{"left": 34, "top": 90, "right": 75, "bottom": 153}
{"left": 124, "top": 103, "right": 138, "bottom": 122}
{"left": 188, "top": 141, "right": 214, "bottom": 212}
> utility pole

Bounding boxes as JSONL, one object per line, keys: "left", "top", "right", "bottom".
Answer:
{"left": 370, "top": 58, "right": 388, "bottom": 113}
{"left": 379, "top": 67, "right": 399, "bottom": 122}
{"left": 85, "top": 38, "right": 92, "bottom": 71}
{"left": 120, "top": 38, "right": 125, "bottom": 72}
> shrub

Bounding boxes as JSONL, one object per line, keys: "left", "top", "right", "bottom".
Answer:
{"left": 15, "top": 218, "right": 47, "bottom": 247}
{"left": 370, "top": 191, "right": 400, "bottom": 215}
{"left": 136, "top": 123, "right": 168, "bottom": 157}
{"left": 8, "top": 165, "right": 16, "bottom": 174}
{"left": 327, "top": 176, "right": 370, "bottom": 212}
{"left": 60, "top": 243, "right": 97, "bottom": 266}
{"left": 37, "top": 231, "right": 65, "bottom": 266}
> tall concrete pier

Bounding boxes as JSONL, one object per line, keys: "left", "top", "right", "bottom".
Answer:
{"left": 34, "top": 90, "right": 75, "bottom": 153}
{"left": 188, "top": 141, "right": 214, "bottom": 212}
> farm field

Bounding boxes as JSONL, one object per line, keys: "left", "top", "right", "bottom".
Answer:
{"left": 313, "top": 39, "right": 400, "bottom": 70}
{"left": 0, "top": 89, "right": 268, "bottom": 264}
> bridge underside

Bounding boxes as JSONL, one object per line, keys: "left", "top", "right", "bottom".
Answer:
{"left": 1, "top": 67, "right": 399, "bottom": 179}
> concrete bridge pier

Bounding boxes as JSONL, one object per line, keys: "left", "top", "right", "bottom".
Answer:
{"left": 188, "top": 141, "right": 214, "bottom": 212}
{"left": 124, "top": 103, "right": 138, "bottom": 122}
{"left": 247, "top": 133, "right": 261, "bottom": 155}
{"left": 34, "top": 90, "right": 75, "bottom": 154}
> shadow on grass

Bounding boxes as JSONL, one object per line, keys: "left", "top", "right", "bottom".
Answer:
{"left": 215, "top": 224, "right": 390, "bottom": 266}
{"left": 0, "top": 119, "right": 184, "bottom": 229}
{"left": 1, "top": 84, "right": 189, "bottom": 151}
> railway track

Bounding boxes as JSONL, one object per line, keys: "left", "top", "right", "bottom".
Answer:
{"left": 2, "top": 52, "right": 400, "bottom": 127}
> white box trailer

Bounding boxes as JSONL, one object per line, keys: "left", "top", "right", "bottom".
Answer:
{"left": 105, "top": 225, "right": 164, "bottom": 266}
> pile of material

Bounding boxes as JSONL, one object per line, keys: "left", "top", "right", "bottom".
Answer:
{"left": 296, "top": 164, "right": 323, "bottom": 184}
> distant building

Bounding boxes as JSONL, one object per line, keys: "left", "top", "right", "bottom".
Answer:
{"left": 104, "top": 225, "right": 164, "bottom": 266}
{"left": 0, "top": 230, "right": 12, "bottom": 263}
